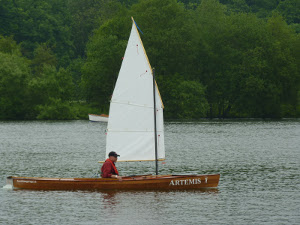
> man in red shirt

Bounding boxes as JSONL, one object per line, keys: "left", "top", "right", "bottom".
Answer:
{"left": 101, "top": 151, "right": 122, "bottom": 181}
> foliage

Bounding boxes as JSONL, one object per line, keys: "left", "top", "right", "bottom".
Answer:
{"left": 67, "top": 0, "right": 123, "bottom": 58}
{"left": 0, "top": 35, "right": 21, "bottom": 55}
{"left": 276, "top": 0, "right": 300, "bottom": 32}
{"left": 0, "top": 51, "right": 30, "bottom": 119}
{"left": 0, "top": 0, "right": 299, "bottom": 120}
{"left": 28, "top": 65, "right": 74, "bottom": 107}
{"left": 81, "top": 7, "right": 130, "bottom": 106}
{"left": 276, "top": 0, "right": 300, "bottom": 24}
{"left": 0, "top": 0, "right": 73, "bottom": 66}
{"left": 31, "top": 44, "right": 57, "bottom": 75}
{"left": 160, "top": 73, "right": 209, "bottom": 119}
{"left": 175, "top": 80, "right": 208, "bottom": 119}
{"left": 36, "top": 98, "right": 77, "bottom": 120}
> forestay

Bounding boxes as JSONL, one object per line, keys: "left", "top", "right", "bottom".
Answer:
{"left": 106, "top": 18, "right": 165, "bottom": 162}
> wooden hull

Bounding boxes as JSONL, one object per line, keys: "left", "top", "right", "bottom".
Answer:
{"left": 7, "top": 174, "right": 220, "bottom": 191}
{"left": 88, "top": 114, "right": 109, "bottom": 122}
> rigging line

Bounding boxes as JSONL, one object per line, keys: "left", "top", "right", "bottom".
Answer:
{"left": 134, "top": 21, "right": 144, "bottom": 35}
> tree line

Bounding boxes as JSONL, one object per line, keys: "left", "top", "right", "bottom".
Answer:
{"left": 0, "top": 0, "right": 299, "bottom": 120}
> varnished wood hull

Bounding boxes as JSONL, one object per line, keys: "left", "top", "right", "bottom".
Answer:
{"left": 7, "top": 174, "right": 220, "bottom": 191}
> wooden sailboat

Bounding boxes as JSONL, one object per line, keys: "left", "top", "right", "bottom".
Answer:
{"left": 6, "top": 18, "right": 220, "bottom": 190}
{"left": 6, "top": 174, "right": 220, "bottom": 190}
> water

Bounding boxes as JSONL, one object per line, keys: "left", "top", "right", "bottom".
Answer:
{"left": 0, "top": 120, "right": 299, "bottom": 224}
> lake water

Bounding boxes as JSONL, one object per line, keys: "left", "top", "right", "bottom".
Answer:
{"left": 0, "top": 120, "right": 299, "bottom": 224}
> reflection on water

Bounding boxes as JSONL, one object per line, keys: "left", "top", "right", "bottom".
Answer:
{"left": 102, "top": 191, "right": 119, "bottom": 211}
{"left": 0, "top": 120, "right": 299, "bottom": 224}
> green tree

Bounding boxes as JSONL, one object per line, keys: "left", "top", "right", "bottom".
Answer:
{"left": 31, "top": 44, "right": 57, "bottom": 75}
{"left": 81, "top": 7, "right": 130, "bottom": 106}
{"left": 36, "top": 98, "right": 77, "bottom": 120}
{"left": 130, "top": 0, "right": 193, "bottom": 77}
{"left": 276, "top": 0, "right": 300, "bottom": 33}
{"left": 219, "top": 0, "right": 250, "bottom": 13}
{"left": 159, "top": 73, "right": 209, "bottom": 119}
{"left": 265, "top": 15, "right": 299, "bottom": 116}
{"left": 228, "top": 14, "right": 299, "bottom": 117}
{"left": 191, "top": 0, "right": 232, "bottom": 117}
{"left": 67, "top": 0, "right": 122, "bottom": 58}
{"left": 245, "top": 0, "right": 280, "bottom": 17}
{"left": 0, "top": 35, "right": 21, "bottom": 55}
{"left": 276, "top": 0, "right": 300, "bottom": 24}
{"left": 190, "top": 0, "right": 299, "bottom": 118}
{"left": 0, "top": 50, "right": 31, "bottom": 119}
{"left": 0, "top": 0, "right": 73, "bottom": 66}
{"left": 28, "top": 65, "right": 74, "bottom": 106}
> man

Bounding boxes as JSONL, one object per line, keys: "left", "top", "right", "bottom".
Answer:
{"left": 101, "top": 151, "right": 122, "bottom": 181}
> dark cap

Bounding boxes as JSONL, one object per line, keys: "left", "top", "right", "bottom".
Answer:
{"left": 108, "top": 151, "right": 120, "bottom": 158}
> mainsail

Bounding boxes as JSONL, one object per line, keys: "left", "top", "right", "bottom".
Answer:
{"left": 106, "top": 18, "right": 165, "bottom": 162}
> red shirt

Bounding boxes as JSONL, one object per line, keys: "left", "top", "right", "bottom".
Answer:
{"left": 101, "top": 161, "right": 118, "bottom": 178}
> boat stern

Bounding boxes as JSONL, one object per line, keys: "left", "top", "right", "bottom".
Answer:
{"left": 3, "top": 176, "right": 14, "bottom": 189}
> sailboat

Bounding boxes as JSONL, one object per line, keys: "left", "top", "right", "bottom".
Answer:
{"left": 88, "top": 113, "right": 109, "bottom": 122}
{"left": 6, "top": 18, "right": 220, "bottom": 190}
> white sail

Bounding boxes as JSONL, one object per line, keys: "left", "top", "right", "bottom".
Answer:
{"left": 105, "top": 18, "right": 165, "bottom": 162}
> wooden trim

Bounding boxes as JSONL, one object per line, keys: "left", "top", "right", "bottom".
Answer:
{"left": 88, "top": 114, "right": 109, "bottom": 117}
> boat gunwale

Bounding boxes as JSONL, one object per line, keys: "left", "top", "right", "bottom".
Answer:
{"left": 88, "top": 114, "right": 109, "bottom": 117}
{"left": 10, "top": 174, "right": 220, "bottom": 182}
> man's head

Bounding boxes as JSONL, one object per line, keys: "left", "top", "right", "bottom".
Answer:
{"left": 108, "top": 151, "right": 120, "bottom": 162}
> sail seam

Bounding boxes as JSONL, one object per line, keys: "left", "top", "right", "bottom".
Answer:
{"left": 107, "top": 130, "right": 163, "bottom": 132}
{"left": 111, "top": 100, "right": 163, "bottom": 109}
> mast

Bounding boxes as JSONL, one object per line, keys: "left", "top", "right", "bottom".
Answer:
{"left": 153, "top": 68, "right": 158, "bottom": 175}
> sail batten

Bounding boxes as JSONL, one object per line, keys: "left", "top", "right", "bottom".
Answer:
{"left": 110, "top": 100, "right": 155, "bottom": 108}
{"left": 107, "top": 130, "right": 164, "bottom": 132}
{"left": 105, "top": 18, "right": 165, "bottom": 162}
